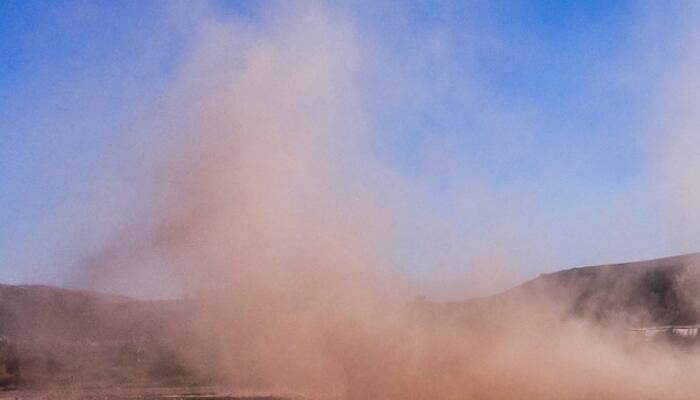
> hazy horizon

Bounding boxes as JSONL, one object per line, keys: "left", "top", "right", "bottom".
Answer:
{"left": 6, "top": 3, "right": 700, "bottom": 399}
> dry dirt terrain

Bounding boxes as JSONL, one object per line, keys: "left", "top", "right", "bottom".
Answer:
{"left": 0, "top": 387, "right": 290, "bottom": 400}
{"left": 3, "top": 253, "right": 700, "bottom": 398}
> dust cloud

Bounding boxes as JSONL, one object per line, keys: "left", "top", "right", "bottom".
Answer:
{"left": 67, "top": 3, "right": 700, "bottom": 400}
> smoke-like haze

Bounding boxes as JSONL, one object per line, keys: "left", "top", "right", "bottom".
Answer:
{"left": 60, "top": 3, "right": 700, "bottom": 400}
{"left": 653, "top": 4, "right": 700, "bottom": 255}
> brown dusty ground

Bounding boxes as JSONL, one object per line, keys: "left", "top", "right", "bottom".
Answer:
{"left": 0, "top": 386, "right": 293, "bottom": 400}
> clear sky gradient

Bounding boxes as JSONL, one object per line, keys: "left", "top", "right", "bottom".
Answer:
{"left": 1, "top": 1, "right": 699, "bottom": 297}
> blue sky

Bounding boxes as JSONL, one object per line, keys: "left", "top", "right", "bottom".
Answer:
{"left": 1, "top": 1, "right": 697, "bottom": 296}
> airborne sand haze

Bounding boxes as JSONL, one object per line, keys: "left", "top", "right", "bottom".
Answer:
{"left": 55, "top": 3, "right": 700, "bottom": 400}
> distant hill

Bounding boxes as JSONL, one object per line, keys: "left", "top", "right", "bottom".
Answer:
{"left": 0, "top": 284, "right": 188, "bottom": 341}
{"left": 0, "top": 284, "right": 200, "bottom": 387}
{"left": 13, "top": 253, "right": 700, "bottom": 339}
{"left": 428, "top": 253, "right": 700, "bottom": 329}
{"left": 4, "top": 252, "right": 700, "bottom": 387}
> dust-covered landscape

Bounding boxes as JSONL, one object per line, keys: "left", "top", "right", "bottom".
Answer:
{"left": 5, "top": 1, "right": 700, "bottom": 399}
{"left": 5, "top": 253, "right": 700, "bottom": 398}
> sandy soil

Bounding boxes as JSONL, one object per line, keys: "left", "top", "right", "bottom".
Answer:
{"left": 0, "top": 386, "right": 291, "bottom": 400}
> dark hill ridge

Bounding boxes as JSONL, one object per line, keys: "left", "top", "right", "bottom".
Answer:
{"left": 430, "top": 252, "right": 700, "bottom": 328}
{"left": 511, "top": 252, "right": 700, "bottom": 326}
{"left": 5, "top": 253, "right": 700, "bottom": 339}
{"left": 0, "top": 285, "right": 200, "bottom": 387}
{"left": 1, "top": 252, "right": 699, "bottom": 387}
{"left": 0, "top": 283, "right": 190, "bottom": 341}
{"left": 0, "top": 284, "right": 129, "bottom": 340}
{"left": 416, "top": 252, "right": 700, "bottom": 331}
